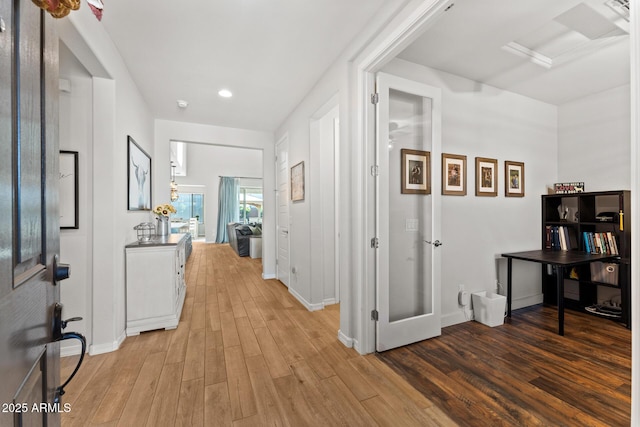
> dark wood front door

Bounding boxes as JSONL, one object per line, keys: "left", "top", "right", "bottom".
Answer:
{"left": 0, "top": 1, "right": 60, "bottom": 426}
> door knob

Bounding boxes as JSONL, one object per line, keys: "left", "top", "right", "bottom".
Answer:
{"left": 53, "top": 254, "right": 71, "bottom": 283}
{"left": 425, "top": 240, "right": 442, "bottom": 247}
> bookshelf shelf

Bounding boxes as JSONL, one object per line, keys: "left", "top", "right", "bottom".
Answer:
{"left": 541, "top": 190, "right": 630, "bottom": 328}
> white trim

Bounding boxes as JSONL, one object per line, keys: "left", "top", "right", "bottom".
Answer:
{"left": 351, "top": 0, "right": 452, "bottom": 355}
{"left": 60, "top": 342, "right": 84, "bottom": 357}
{"left": 323, "top": 298, "right": 338, "bottom": 306}
{"left": 262, "top": 273, "right": 276, "bottom": 280}
{"left": 288, "top": 287, "right": 324, "bottom": 312}
{"left": 89, "top": 331, "right": 125, "bottom": 355}
{"left": 337, "top": 329, "right": 354, "bottom": 348}
{"left": 630, "top": 0, "right": 639, "bottom": 423}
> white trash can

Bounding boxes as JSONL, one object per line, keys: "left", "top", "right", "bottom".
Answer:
{"left": 472, "top": 291, "right": 506, "bottom": 327}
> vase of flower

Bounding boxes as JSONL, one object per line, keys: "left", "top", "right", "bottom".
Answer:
{"left": 153, "top": 203, "right": 176, "bottom": 237}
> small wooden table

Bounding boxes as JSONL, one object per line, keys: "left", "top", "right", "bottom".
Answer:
{"left": 501, "top": 250, "right": 620, "bottom": 336}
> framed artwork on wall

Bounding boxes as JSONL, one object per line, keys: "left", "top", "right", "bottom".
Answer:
{"left": 475, "top": 157, "right": 497, "bottom": 197}
{"left": 59, "top": 150, "right": 79, "bottom": 229}
{"left": 505, "top": 160, "right": 525, "bottom": 197}
{"left": 442, "top": 153, "right": 467, "bottom": 196}
{"left": 401, "top": 149, "right": 431, "bottom": 195}
{"left": 291, "top": 161, "right": 305, "bottom": 202}
{"left": 127, "top": 135, "right": 152, "bottom": 211}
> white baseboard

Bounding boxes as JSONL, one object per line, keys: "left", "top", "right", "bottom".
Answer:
{"left": 288, "top": 287, "right": 324, "bottom": 311}
{"left": 323, "top": 298, "right": 338, "bottom": 306}
{"left": 89, "top": 331, "right": 126, "bottom": 355}
{"left": 262, "top": 273, "right": 276, "bottom": 280}
{"left": 60, "top": 342, "right": 83, "bottom": 357}
{"left": 337, "top": 329, "right": 353, "bottom": 348}
{"left": 441, "top": 293, "right": 544, "bottom": 329}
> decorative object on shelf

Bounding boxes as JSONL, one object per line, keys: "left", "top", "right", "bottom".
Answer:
{"left": 505, "top": 160, "right": 525, "bottom": 197}
{"left": 291, "top": 161, "right": 305, "bottom": 202}
{"left": 134, "top": 222, "right": 155, "bottom": 243}
{"left": 475, "top": 157, "right": 497, "bottom": 197}
{"left": 401, "top": 149, "right": 430, "bottom": 195}
{"left": 153, "top": 204, "right": 176, "bottom": 237}
{"left": 170, "top": 162, "right": 179, "bottom": 202}
{"left": 59, "top": 150, "right": 79, "bottom": 229}
{"left": 554, "top": 182, "right": 585, "bottom": 194}
{"left": 127, "top": 136, "right": 152, "bottom": 211}
{"left": 442, "top": 153, "right": 466, "bottom": 196}
{"left": 31, "top": 0, "right": 103, "bottom": 20}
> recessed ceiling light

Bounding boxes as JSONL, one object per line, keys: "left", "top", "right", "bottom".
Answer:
{"left": 218, "top": 89, "right": 233, "bottom": 98}
{"left": 177, "top": 99, "right": 189, "bottom": 108}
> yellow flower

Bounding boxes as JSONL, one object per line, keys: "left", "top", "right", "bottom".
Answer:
{"left": 154, "top": 203, "right": 175, "bottom": 217}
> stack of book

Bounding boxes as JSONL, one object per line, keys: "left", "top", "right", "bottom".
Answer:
{"left": 545, "top": 225, "right": 577, "bottom": 250}
{"left": 583, "top": 231, "right": 618, "bottom": 255}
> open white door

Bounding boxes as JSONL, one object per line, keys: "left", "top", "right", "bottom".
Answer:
{"left": 276, "top": 136, "right": 290, "bottom": 287}
{"left": 375, "top": 72, "right": 442, "bottom": 352}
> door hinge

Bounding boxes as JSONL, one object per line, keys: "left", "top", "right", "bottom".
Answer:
{"left": 370, "top": 165, "right": 379, "bottom": 176}
{"left": 371, "top": 93, "right": 379, "bottom": 104}
{"left": 371, "top": 309, "right": 379, "bottom": 321}
{"left": 370, "top": 237, "right": 379, "bottom": 249}
{"left": 275, "top": 259, "right": 278, "bottom": 265}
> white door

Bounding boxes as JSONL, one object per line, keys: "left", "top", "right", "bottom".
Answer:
{"left": 276, "top": 137, "right": 290, "bottom": 287}
{"left": 375, "top": 72, "right": 442, "bottom": 352}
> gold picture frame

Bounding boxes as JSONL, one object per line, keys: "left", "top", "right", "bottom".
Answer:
{"left": 401, "top": 149, "right": 431, "bottom": 195}
{"left": 505, "top": 160, "right": 525, "bottom": 197}
{"left": 475, "top": 157, "right": 497, "bottom": 197}
{"left": 442, "top": 153, "right": 466, "bottom": 196}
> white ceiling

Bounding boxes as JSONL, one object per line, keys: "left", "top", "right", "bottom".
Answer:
{"left": 96, "top": 0, "right": 629, "bottom": 134}
{"left": 99, "top": 0, "right": 388, "bottom": 132}
{"left": 398, "top": 0, "right": 630, "bottom": 106}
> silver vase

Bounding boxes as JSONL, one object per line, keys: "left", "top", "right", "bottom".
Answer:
{"left": 156, "top": 216, "right": 170, "bottom": 237}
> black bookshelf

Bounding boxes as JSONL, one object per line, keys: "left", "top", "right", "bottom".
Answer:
{"left": 541, "top": 190, "right": 630, "bottom": 328}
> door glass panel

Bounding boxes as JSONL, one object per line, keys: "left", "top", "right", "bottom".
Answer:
{"left": 388, "top": 89, "right": 433, "bottom": 322}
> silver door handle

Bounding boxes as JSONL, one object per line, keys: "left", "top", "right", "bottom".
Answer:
{"left": 425, "top": 240, "right": 442, "bottom": 247}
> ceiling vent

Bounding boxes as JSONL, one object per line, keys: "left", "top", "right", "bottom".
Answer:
{"left": 606, "top": 0, "right": 629, "bottom": 21}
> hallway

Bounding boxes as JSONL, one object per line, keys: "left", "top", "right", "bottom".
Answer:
{"left": 60, "top": 242, "right": 454, "bottom": 426}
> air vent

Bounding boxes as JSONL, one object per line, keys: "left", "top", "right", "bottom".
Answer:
{"left": 607, "top": 0, "right": 629, "bottom": 21}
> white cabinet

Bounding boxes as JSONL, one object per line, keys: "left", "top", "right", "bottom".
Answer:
{"left": 125, "top": 234, "right": 187, "bottom": 336}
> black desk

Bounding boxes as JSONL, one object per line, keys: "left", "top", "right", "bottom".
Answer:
{"left": 501, "top": 250, "right": 620, "bottom": 335}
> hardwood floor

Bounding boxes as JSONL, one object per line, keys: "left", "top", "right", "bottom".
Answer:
{"left": 377, "top": 305, "right": 631, "bottom": 426}
{"left": 60, "top": 242, "right": 454, "bottom": 426}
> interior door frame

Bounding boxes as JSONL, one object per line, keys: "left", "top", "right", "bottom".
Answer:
{"left": 352, "top": 0, "right": 453, "bottom": 355}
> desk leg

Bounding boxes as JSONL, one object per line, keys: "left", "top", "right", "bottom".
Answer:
{"left": 507, "top": 258, "right": 512, "bottom": 318}
{"left": 556, "top": 266, "right": 564, "bottom": 336}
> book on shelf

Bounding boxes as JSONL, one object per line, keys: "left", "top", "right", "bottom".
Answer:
{"left": 547, "top": 225, "right": 577, "bottom": 251}
{"left": 582, "top": 231, "right": 619, "bottom": 255}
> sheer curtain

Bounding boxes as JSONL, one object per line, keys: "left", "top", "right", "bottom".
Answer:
{"left": 215, "top": 177, "right": 239, "bottom": 243}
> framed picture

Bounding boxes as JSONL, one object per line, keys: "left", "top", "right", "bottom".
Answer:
{"left": 505, "top": 160, "right": 525, "bottom": 197}
{"left": 442, "top": 153, "right": 467, "bottom": 196}
{"left": 401, "top": 149, "right": 430, "bottom": 195}
{"left": 59, "top": 150, "right": 79, "bottom": 229}
{"left": 475, "top": 157, "right": 497, "bottom": 197}
{"left": 127, "top": 135, "right": 152, "bottom": 211}
{"left": 291, "top": 161, "right": 305, "bottom": 202}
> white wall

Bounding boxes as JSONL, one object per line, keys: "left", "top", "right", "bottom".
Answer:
{"left": 558, "top": 85, "right": 631, "bottom": 191}
{"left": 382, "top": 58, "right": 558, "bottom": 325}
{"left": 173, "top": 143, "right": 263, "bottom": 242}
{"left": 154, "top": 120, "right": 275, "bottom": 276}
{"left": 59, "top": 43, "right": 93, "bottom": 356}
{"left": 60, "top": 7, "right": 155, "bottom": 354}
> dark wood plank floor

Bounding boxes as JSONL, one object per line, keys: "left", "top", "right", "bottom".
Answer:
{"left": 376, "top": 305, "right": 631, "bottom": 427}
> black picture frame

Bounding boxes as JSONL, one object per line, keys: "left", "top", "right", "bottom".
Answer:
{"left": 127, "top": 135, "right": 152, "bottom": 211}
{"left": 59, "top": 150, "right": 79, "bottom": 229}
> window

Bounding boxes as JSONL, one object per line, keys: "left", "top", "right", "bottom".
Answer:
{"left": 172, "top": 193, "right": 204, "bottom": 223}
{"left": 239, "top": 186, "right": 262, "bottom": 224}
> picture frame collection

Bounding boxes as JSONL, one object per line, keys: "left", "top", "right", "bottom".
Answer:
{"left": 403, "top": 151, "right": 525, "bottom": 197}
